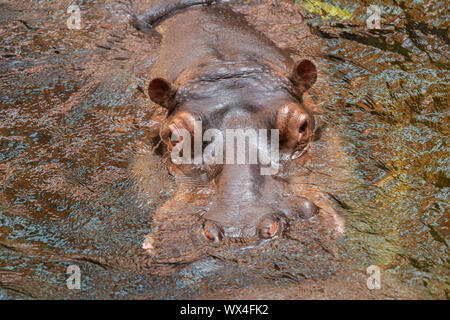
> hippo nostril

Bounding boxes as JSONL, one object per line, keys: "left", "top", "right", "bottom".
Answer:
{"left": 204, "top": 229, "right": 214, "bottom": 241}
{"left": 257, "top": 215, "right": 281, "bottom": 239}
{"left": 268, "top": 220, "right": 278, "bottom": 236}
{"left": 202, "top": 220, "right": 223, "bottom": 242}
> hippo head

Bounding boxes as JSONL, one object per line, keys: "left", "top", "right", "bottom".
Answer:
{"left": 145, "top": 58, "right": 322, "bottom": 246}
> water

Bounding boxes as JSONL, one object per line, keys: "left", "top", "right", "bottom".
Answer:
{"left": 297, "top": 0, "right": 449, "bottom": 298}
{"left": 0, "top": 0, "right": 448, "bottom": 299}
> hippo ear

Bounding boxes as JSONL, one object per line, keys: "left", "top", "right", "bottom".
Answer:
{"left": 290, "top": 59, "right": 317, "bottom": 92}
{"left": 147, "top": 78, "right": 177, "bottom": 109}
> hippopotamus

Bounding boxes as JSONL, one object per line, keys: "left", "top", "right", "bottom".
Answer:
{"left": 135, "top": 0, "right": 344, "bottom": 261}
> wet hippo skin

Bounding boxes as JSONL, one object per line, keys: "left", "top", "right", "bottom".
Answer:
{"left": 138, "top": 0, "right": 341, "bottom": 253}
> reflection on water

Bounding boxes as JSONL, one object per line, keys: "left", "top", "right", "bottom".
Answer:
{"left": 297, "top": 0, "right": 449, "bottom": 298}
{"left": 0, "top": 0, "right": 448, "bottom": 299}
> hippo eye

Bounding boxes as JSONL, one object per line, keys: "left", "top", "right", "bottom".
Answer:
{"left": 161, "top": 111, "right": 198, "bottom": 153}
{"left": 276, "top": 103, "right": 313, "bottom": 154}
{"left": 166, "top": 122, "right": 188, "bottom": 152}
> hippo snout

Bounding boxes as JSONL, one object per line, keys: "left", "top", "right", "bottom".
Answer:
{"left": 201, "top": 216, "right": 282, "bottom": 243}
{"left": 200, "top": 197, "right": 319, "bottom": 243}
